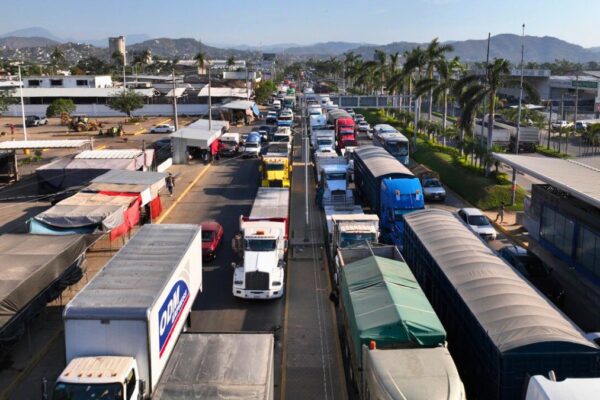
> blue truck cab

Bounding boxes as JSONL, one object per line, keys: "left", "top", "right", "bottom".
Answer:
{"left": 353, "top": 145, "right": 424, "bottom": 248}
{"left": 380, "top": 177, "right": 424, "bottom": 246}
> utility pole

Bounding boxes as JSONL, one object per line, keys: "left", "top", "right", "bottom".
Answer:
{"left": 480, "top": 33, "right": 491, "bottom": 166}
{"left": 245, "top": 65, "right": 250, "bottom": 101}
{"left": 171, "top": 69, "right": 179, "bottom": 131}
{"left": 208, "top": 66, "right": 212, "bottom": 131}
{"left": 547, "top": 100, "right": 552, "bottom": 149}
{"left": 574, "top": 69, "right": 580, "bottom": 157}
{"left": 17, "top": 65, "right": 27, "bottom": 141}
{"left": 511, "top": 24, "right": 525, "bottom": 206}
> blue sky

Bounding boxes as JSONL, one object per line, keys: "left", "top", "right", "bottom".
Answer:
{"left": 4, "top": 0, "right": 600, "bottom": 47}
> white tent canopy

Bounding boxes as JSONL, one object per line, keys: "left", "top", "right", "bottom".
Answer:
{"left": 169, "top": 118, "right": 229, "bottom": 164}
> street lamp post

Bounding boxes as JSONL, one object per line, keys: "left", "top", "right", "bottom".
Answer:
{"left": 17, "top": 65, "right": 27, "bottom": 141}
{"left": 208, "top": 66, "right": 212, "bottom": 131}
{"left": 171, "top": 69, "right": 179, "bottom": 131}
{"left": 511, "top": 24, "right": 525, "bottom": 206}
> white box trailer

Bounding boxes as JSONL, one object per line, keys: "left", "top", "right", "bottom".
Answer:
{"left": 153, "top": 333, "right": 275, "bottom": 400}
{"left": 57, "top": 224, "right": 203, "bottom": 399}
{"left": 249, "top": 187, "right": 290, "bottom": 220}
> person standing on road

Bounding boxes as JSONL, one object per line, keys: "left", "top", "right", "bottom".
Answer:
{"left": 165, "top": 173, "right": 175, "bottom": 197}
{"left": 494, "top": 201, "right": 505, "bottom": 224}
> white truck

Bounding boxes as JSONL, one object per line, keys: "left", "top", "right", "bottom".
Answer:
{"left": 314, "top": 153, "right": 347, "bottom": 183}
{"left": 474, "top": 120, "right": 511, "bottom": 148}
{"left": 324, "top": 205, "right": 379, "bottom": 257}
{"left": 232, "top": 187, "right": 289, "bottom": 299}
{"left": 319, "top": 163, "right": 354, "bottom": 207}
{"left": 51, "top": 224, "right": 203, "bottom": 399}
{"left": 312, "top": 130, "right": 336, "bottom": 153}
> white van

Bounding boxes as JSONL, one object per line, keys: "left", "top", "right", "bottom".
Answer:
{"left": 272, "top": 99, "right": 282, "bottom": 111}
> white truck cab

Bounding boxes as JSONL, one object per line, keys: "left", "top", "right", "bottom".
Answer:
{"left": 232, "top": 188, "right": 289, "bottom": 300}
{"left": 320, "top": 164, "right": 353, "bottom": 206}
{"left": 54, "top": 356, "right": 142, "bottom": 400}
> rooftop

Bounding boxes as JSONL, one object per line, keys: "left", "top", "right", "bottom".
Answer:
{"left": 493, "top": 154, "right": 600, "bottom": 209}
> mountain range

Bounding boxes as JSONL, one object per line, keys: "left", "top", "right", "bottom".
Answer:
{"left": 1, "top": 27, "right": 600, "bottom": 64}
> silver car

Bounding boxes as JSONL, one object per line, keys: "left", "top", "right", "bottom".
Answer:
{"left": 422, "top": 178, "right": 446, "bottom": 202}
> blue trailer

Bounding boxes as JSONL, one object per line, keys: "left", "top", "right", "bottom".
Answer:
{"left": 402, "top": 209, "right": 600, "bottom": 400}
{"left": 352, "top": 145, "right": 424, "bottom": 247}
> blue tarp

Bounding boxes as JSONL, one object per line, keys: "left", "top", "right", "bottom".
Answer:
{"left": 252, "top": 104, "right": 260, "bottom": 117}
{"left": 29, "top": 219, "right": 98, "bottom": 235}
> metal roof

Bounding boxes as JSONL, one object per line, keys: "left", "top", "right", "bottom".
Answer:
{"left": 220, "top": 100, "right": 256, "bottom": 110}
{"left": 493, "top": 153, "right": 600, "bottom": 209}
{"left": 64, "top": 225, "right": 201, "bottom": 319}
{"left": 0, "top": 139, "right": 89, "bottom": 150}
{"left": 197, "top": 86, "right": 249, "bottom": 98}
{"left": 354, "top": 145, "right": 414, "bottom": 179}
{"left": 75, "top": 149, "right": 142, "bottom": 159}
{"left": 91, "top": 170, "right": 166, "bottom": 186}
{"left": 403, "top": 209, "right": 595, "bottom": 352}
{"left": 13, "top": 87, "right": 155, "bottom": 98}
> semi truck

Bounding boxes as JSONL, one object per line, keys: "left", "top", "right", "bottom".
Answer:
{"left": 52, "top": 225, "right": 203, "bottom": 399}
{"left": 283, "top": 95, "right": 296, "bottom": 110}
{"left": 402, "top": 209, "right": 600, "bottom": 400}
{"left": 494, "top": 120, "right": 539, "bottom": 153}
{"left": 324, "top": 206, "right": 379, "bottom": 258}
{"left": 474, "top": 120, "right": 511, "bottom": 148}
{"left": 336, "top": 253, "right": 465, "bottom": 400}
{"left": 153, "top": 333, "right": 275, "bottom": 400}
{"left": 353, "top": 145, "right": 424, "bottom": 247}
{"left": 327, "top": 109, "right": 356, "bottom": 152}
{"left": 232, "top": 187, "right": 289, "bottom": 299}
{"left": 260, "top": 156, "right": 291, "bottom": 188}
{"left": 318, "top": 163, "right": 353, "bottom": 207}
{"left": 311, "top": 129, "right": 336, "bottom": 152}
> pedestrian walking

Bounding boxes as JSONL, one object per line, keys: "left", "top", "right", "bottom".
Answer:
{"left": 9, "top": 124, "right": 14, "bottom": 136}
{"left": 494, "top": 201, "right": 505, "bottom": 224}
{"left": 165, "top": 173, "right": 175, "bottom": 197}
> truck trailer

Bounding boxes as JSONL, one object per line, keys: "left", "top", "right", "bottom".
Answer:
{"left": 402, "top": 209, "right": 600, "bottom": 400}
{"left": 54, "top": 224, "right": 203, "bottom": 399}
{"left": 337, "top": 254, "right": 465, "bottom": 400}
{"left": 232, "top": 187, "right": 289, "bottom": 299}
{"left": 353, "top": 145, "right": 424, "bottom": 247}
{"left": 153, "top": 333, "right": 274, "bottom": 400}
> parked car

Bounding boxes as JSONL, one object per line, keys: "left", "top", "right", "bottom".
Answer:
{"left": 242, "top": 132, "right": 262, "bottom": 158}
{"left": 354, "top": 114, "right": 365, "bottom": 123}
{"left": 266, "top": 112, "right": 278, "bottom": 125}
{"left": 25, "top": 115, "right": 48, "bottom": 127}
{"left": 421, "top": 177, "right": 446, "bottom": 202}
{"left": 457, "top": 207, "right": 497, "bottom": 240}
{"left": 150, "top": 124, "right": 175, "bottom": 133}
{"left": 498, "top": 244, "right": 565, "bottom": 306}
{"left": 551, "top": 120, "right": 573, "bottom": 130}
{"left": 200, "top": 220, "right": 224, "bottom": 261}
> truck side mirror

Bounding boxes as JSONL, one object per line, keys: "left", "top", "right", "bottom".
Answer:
{"left": 41, "top": 377, "right": 48, "bottom": 400}
{"left": 231, "top": 262, "right": 237, "bottom": 270}
{"left": 231, "top": 236, "right": 242, "bottom": 253}
{"left": 138, "top": 380, "right": 146, "bottom": 400}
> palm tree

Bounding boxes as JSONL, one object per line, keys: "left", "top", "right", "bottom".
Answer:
{"left": 373, "top": 49, "right": 388, "bottom": 93}
{"left": 423, "top": 38, "right": 454, "bottom": 121}
{"left": 415, "top": 56, "right": 463, "bottom": 144}
{"left": 111, "top": 50, "right": 124, "bottom": 67}
{"left": 226, "top": 56, "right": 236, "bottom": 68}
{"left": 403, "top": 47, "right": 427, "bottom": 141}
{"left": 50, "top": 47, "right": 66, "bottom": 73}
{"left": 343, "top": 51, "right": 362, "bottom": 88}
{"left": 454, "top": 58, "right": 539, "bottom": 173}
{"left": 194, "top": 52, "right": 206, "bottom": 74}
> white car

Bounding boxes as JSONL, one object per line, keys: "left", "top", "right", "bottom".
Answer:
{"left": 357, "top": 121, "right": 371, "bottom": 137}
{"left": 456, "top": 208, "right": 497, "bottom": 241}
{"left": 150, "top": 124, "right": 175, "bottom": 133}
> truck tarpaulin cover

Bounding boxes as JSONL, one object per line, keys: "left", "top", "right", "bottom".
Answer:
{"left": 31, "top": 193, "right": 133, "bottom": 234}
{"left": 153, "top": 333, "right": 274, "bottom": 400}
{"left": 0, "top": 234, "right": 89, "bottom": 342}
{"left": 340, "top": 255, "right": 446, "bottom": 364}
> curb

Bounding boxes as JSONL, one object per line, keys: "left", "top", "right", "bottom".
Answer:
{"left": 124, "top": 128, "right": 147, "bottom": 136}
{"left": 0, "top": 326, "right": 63, "bottom": 400}
{"left": 491, "top": 220, "right": 529, "bottom": 249}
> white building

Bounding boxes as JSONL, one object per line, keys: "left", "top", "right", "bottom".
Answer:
{"left": 23, "top": 75, "right": 114, "bottom": 89}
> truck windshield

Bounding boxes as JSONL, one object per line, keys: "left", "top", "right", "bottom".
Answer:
{"left": 266, "top": 163, "right": 285, "bottom": 171}
{"left": 385, "top": 141, "right": 409, "bottom": 156}
{"left": 245, "top": 239, "right": 277, "bottom": 251}
{"left": 326, "top": 172, "right": 346, "bottom": 181}
{"left": 53, "top": 382, "right": 123, "bottom": 400}
{"left": 317, "top": 139, "right": 332, "bottom": 146}
{"left": 245, "top": 143, "right": 259, "bottom": 148}
{"left": 274, "top": 135, "right": 290, "bottom": 142}
{"left": 339, "top": 233, "right": 376, "bottom": 248}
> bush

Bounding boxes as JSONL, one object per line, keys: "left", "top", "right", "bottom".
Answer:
{"left": 535, "top": 145, "right": 570, "bottom": 159}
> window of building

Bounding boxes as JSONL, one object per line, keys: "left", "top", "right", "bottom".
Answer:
{"left": 540, "top": 206, "right": 575, "bottom": 256}
{"left": 76, "top": 79, "right": 89, "bottom": 86}
{"left": 577, "top": 225, "right": 600, "bottom": 277}
{"left": 50, "top": 79, "right": 63, "bottom": 87}
{"left": 28, "top": 80, "right": 41, "bottom": 87}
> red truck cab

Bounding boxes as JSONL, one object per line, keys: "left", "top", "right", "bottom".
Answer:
{"left": 336, "top": 117, "right": 356, "bottom": 150}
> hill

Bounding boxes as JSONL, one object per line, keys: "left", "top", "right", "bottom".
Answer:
{"left": 128, "top": 38, "right": 251, "bottom": 59}
{"left": 0, "top": 36, "right": 59, "bottom": 49}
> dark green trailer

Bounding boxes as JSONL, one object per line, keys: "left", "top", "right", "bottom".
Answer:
{"left": 403, "top": 209, "right": 600, "bottom": 400}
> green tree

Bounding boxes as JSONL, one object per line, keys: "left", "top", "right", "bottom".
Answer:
{"left": 107, "top": 89, "right": 145, "bottom": 117}
{"left": 194, "top": 51, "right": 207, "bottom": 74}
{"left": 423, "top": 38, "right": 454, "bottom": 121}
{"left": 49, "top": 47, "right": 67, "bottom": 73}
{"left": 254, "top": 80, "right": 277, "bottom": 104}
{"left": 454, "top": 58, "right": 539, "bottom": 173}
{"left": 111, "top": 50, "right": 124, "bottom": 66}
{"left": 46, "top": 98, "right": 76, "bottom": 117}
{"left": 0, "top": 90, "right": 16, "bottom": 116}
{"left": 227, "top": 56, "right": 236, "bottom": 68}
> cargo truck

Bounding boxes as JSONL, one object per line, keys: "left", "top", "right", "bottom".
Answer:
{"left": 353, "top": 145, "right": 424, "bottom": 247}
{"left": 324, "top": 206, "right": 379, "bottom": 257}
{"left": 372, "top": 129, "right": 410, "bottom": 165}
{"left": 283, "top": 95, "right": 296, "bottom": 110}
{"left": 318, "top": 163, "right": 353, "bottom": 207}
{"left": 403, "top": 209, "right": 600, "bottom": 400}
{"left": 260, "top": 156, "right": 291, "bottom": 188}
{"left": 311, "top": 129, "right": 335, "bottom": 151}
{"left": 153, "top": 333, "right": 274, "bottom": 400}
{"left": 51, "top": 225, "right": 203, "bottom": 399}
{"left": 327, "top": 109, "right": 356, "bottom": 152}
{"left": 232, "top": 187, "right": 289, "bottom": 299}
{"left": 336, "top": 253, "right": 465, "bottom": 399}
{"left": 474, "top": 120, "right": 511, "bottom": 148}
{"left": 494, "top": 120, "right": 539, "bottom": 153}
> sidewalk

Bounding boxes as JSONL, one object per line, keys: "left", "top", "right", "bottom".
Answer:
{"left": 484, "top": 210, "right": 530, "bottom": 248}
